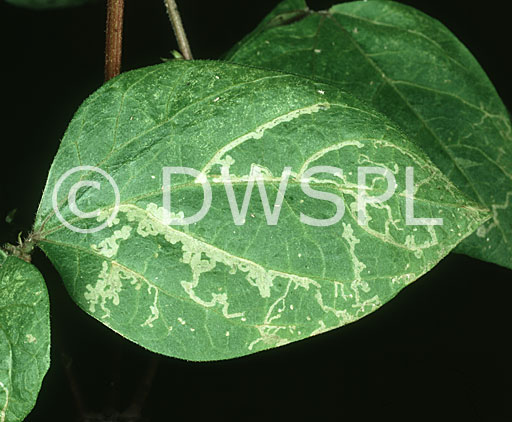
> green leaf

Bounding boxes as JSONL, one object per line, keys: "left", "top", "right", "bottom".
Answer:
{"left": 0, "top": 256, "right": 50, "bottom": 422}
{"left": 226, "top": 0, "right": 512, "bottom": 270}
{"left": 5, "top": 0, "right": 91, "bottom": 9}
{"left": 34, "top": 60, "right": 487, "bottom": 360}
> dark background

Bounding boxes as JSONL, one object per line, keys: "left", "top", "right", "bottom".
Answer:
{"left": 0, "top": 0, "right": 511, "bottom": 420}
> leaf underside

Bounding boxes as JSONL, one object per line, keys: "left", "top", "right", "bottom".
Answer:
{"left": 227, "top": 0, "right": 512, "bottom": 270}
{"left": 0, "top": 256, "right": 50, "bottom": 422}
{"left": 35, "top": 60, "right": 487, "bottom": 360}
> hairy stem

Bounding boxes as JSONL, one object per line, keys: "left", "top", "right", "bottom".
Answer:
{"left": 105, "top": 0, "right": 125, "bottom": 81}
{"left": 164, "top": 0, "right": 193, "bottom": 60}
{"left": 3, "top": 232, "right": 40, "bottom": 263}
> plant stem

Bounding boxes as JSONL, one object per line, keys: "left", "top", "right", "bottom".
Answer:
{"left": 3, "top": 232, "right": 39, "bottom": 263}
{"left": 164, "top": 0, "right": 193, "bottom": 60}
{"left": 105, "top": 0, "right": 125, "bottom": 81}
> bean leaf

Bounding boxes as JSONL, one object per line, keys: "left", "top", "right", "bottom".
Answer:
{"left": 227, "top": 0, "right": 512, "bottom": 270}
{"left": 0, "top": 254, "right": 50, "bottom": 422}
{"left": 34, "top": 60, "right": 487, "bottom": 360}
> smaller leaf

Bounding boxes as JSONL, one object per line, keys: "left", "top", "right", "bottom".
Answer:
{"left": 227, "top": 0, "right": 512, "bottom": 270}
{"left": 0, "top": 256, "right": 50, "bottom": 422}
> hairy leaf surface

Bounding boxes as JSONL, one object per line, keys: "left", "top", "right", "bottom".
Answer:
{"left": 227, "top": 0, "right": 512, "bottom": 270}
{"left": 34, "top": 60, "right": 487, "bottom": 360}
{"left": 0, "top": 254, "right": 50, "bottom": 422}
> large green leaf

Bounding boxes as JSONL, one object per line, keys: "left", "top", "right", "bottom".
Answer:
{"left": 227, "top": 0, "right": 512, "bottom": 270}
{"left": 0, "top": 254, "right": 50, "bottom": 422}
{"left": 5, "top": 0, "right": 91, "bottom": 9}
{"left": 34, "top": 60, "right": 487, "bottom": 360}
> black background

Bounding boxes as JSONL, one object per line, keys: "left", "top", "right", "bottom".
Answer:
{"left": 0, "top": 0, "right": 511, "bottom": 421}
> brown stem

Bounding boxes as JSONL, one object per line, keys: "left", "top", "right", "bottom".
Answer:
{"left": 164, "top": 0, "right": 193, "bottom": 60}
{"left": 105, "top": 0, "right": 125, "bottom": 81}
